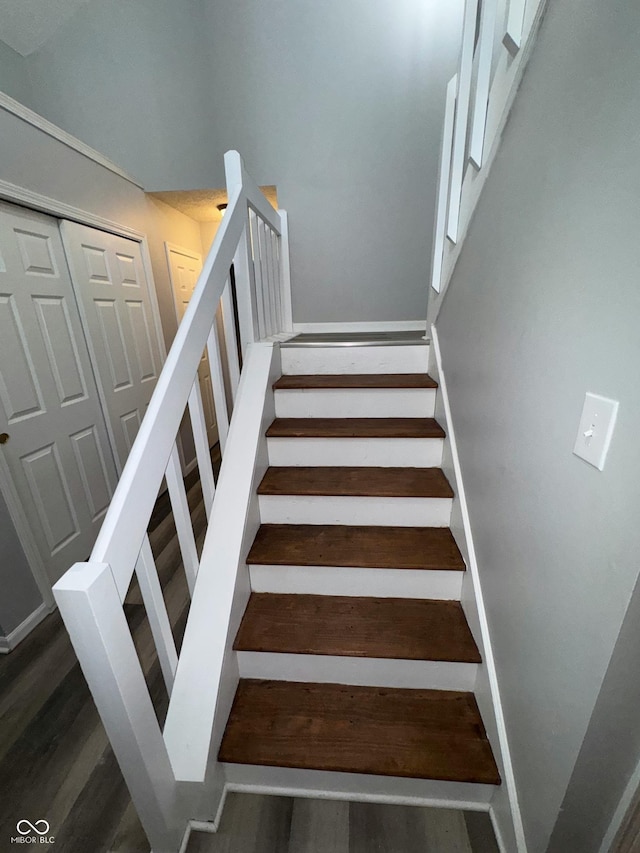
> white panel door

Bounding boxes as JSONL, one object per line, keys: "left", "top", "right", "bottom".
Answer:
{"left": 61, "top": 223, "right": 164, "bottom": 472}
{"left": 0, "top": 203, "right": 119, "bottom": 585}
{"left": 167, "top": 246, "right": 218, "bottom": 447}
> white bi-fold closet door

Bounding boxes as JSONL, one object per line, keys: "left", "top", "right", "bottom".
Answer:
{"left": 61, "top": 222, "right": 163, "bottom": 471}
{"left": 0, "top": 203, "right": 162, "bottom": 587}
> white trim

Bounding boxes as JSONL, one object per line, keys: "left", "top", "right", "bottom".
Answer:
{"left": 431, "top": 324, "right": 526, "bottom": 852}
{"left": 292, "top": 321, "right": 427, "bottom": 334}
{"left": 0, "top": 177, "right": 146, "bottom": 241}
{"left": 224, "top": 778, "right": 492, "bottom": 811}
{"left": 0, "top": 601, "right": 53, "bottom": 653}
{"left": 0, "top": 92, "right": 144, "bottom": 188}
{"left": 599, "top": 756, "right": 640, "bottom": 853}
{"left": 490, "top": 807, "right": 510, "bottom": 853}
{"left": 176, "top": 790, "right": 227, "bottom": 853}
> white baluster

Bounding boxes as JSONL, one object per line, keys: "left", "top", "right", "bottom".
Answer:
{"left": 206, "top": 317, "right": 230, "bottom": 450}
{"left": 165, "top": 443, "right": 199, "bottom": 596}
{"left": 249, "top": 209, "right": 267, "bottom": 340}
{"left": 446, "top": 0, "right": 479, "bottom": 244}
{"left": 221, "top": 278, "right": 241, "bottom": 400}
{"left": 469, "top": 0, "right": 498, "bottom": 169}
{"left": 232, "top": 212, "right": 259, "bottom": 355}
{"left": 135, "top": 535, "right": 178, "bottom": 693}
{"left": 431, "top": 74, "right": 457, "bottom": 294}
{"left": 504, "top": 0, "right": 527, "bottom": 56}
{"left": 278, "top": 210, "right": 293, "bottom": 334}
{"left": 187, "top": 380, "right": 215, "bottom": 518}
{"left": 270, "top": 229, "right": 283, "bottom": 335}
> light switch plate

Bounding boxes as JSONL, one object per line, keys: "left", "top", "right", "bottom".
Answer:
{"left": 573, "top": 392, "right": 619, "bottom": 470}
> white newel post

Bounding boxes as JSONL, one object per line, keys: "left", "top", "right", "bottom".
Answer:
{"left": 225, "top": 151, "right": 259, "bottom": 354}
{"left": 278, "top": 209, "right": 294, "bottom": 334}
{"left": 53, "top": 562, "right": 183, "bottom": 853}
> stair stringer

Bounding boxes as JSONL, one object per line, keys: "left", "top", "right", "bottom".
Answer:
{"left": 429, "top": 325, "right": 526, "bottom": 853}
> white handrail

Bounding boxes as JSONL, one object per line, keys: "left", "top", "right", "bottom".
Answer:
{"left": 53, "top": 151, "right": 293, "bottom": 853}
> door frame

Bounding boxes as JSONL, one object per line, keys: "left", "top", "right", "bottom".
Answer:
{"left": 0, "top": 177, "right": 167, "bottom": 611}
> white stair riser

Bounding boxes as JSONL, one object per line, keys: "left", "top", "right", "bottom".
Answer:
{"left": 223, "top": 765, "right": 496, "bottom": 809}
{"left": 267, "top": 437, "right": 444, "bottom": 467}
{"left": 281, "top": 345, "right": 429, "bottom": 375}
{"left": 258, "top": 495, "right": 452, "bottom": 526}
{"left": 249, "top": 564, "right": 464, "bottom": 600}
{"left": 274, "top": 388, "right": 436, "bottom": 419}
{"left": 238, "top": 652, "right": 478, "bottom": 692}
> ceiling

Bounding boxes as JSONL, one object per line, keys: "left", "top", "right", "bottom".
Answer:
{"left": 0, "top": 0, "right": 90, "bottom": 56}
{"left": 150, "top": 187, "right": 279, "bottom": 223}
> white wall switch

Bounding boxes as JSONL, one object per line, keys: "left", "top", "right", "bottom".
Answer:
{"left": 573, "top": 392, "right": 619, "bottom": 470}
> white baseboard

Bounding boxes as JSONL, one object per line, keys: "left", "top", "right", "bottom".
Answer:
{"left": 0, "top": 601, "right": 54, "bottom": 654}
{"left": 292, "top": 321, "right": 427, "bottom": 334}
{"left": 430, "top": 324, "right": 526, "bottom": 853}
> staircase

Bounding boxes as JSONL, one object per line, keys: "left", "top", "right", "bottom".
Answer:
{"left": 218, "top": 335, "right": 501, "bottom": 795}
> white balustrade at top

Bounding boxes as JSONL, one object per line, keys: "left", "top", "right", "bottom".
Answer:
{"left": 430, "top": 0, "right": 548, "bottom": 297}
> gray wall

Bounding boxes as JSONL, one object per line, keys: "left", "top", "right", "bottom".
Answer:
{"left": 0, "top": 491, "right": 42, "bottom": 636}
{"left": 0, "top": 40, "right": 32, "bottom": 104}
{"left": 547, "top": 573, "right": 640, "bottom": 852}
{"left": 22, "top": 0, "right": 213, "bottom": 190}
{"left": 200, "top": 0, "right": 463, "bottom": 323}
{"left": 434, "top": 0, "right": 640, "bottom": 850}
{"left": 8, "top": 0, "right": 463, "bottom": 324}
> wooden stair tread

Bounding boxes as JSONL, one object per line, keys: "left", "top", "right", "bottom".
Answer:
{"left": 257, "top": 466, "right": 454, "bottom": 498}
{"left": 273, "top": 373, "right": 438, "bottom": 390}
{"left": 234, "top": 593, "right": 481, "bottom": 663}
{"left": 247, "top": 524, "right": 465, "bottom": 570}
{"left": 219, "top": 680, "right": 501, "bottom": 785}
{"left": 266, "top": 418, "right": 446, "bottom": 439}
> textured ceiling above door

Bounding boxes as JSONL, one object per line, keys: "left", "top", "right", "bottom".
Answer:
{"left": 0, "top": 0, "right": 90, "bottom": 56}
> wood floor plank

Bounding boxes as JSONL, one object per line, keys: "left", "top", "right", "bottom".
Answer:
{"left": 234, "top": 594, "right": 481, "bottom": 663}
{"left": 257, "top": 467, "right": 454, "bottom": 498}
{"left": 266, "top": 417, "right": 446, "bottom": 438}
{"left": 219, "top": 680, "right": 501, "bottom": 785}
{"left": 247, "top": 524, "right": 465, "bottom": 571}
{"left": 288, "top": 798, "right": 350, "bottom": 853}
{"left": 273, "top": 373, "right": 438, "bottom": 389}
{"left": 349, "top": 802, "right": 472, "bottom": 853}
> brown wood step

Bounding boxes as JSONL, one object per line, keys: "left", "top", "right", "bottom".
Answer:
{"left": 234, "top": 593, "right": 481, "bottom": 663}
{"left": 266, "top": 417, "right": 445, "bottom": 439}
{"left": 247, "top": 524, "right": 465, "bottom": 571}
{"left": 273, "top": 373, "right": 438, "bottom": 390}
{"left": 257, "top": 466, "right": 454, "bottom": 498}
{"left": 219, "top": 680, "right": 501, "bottom": 785}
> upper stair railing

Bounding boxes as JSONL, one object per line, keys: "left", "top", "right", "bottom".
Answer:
{"left": 53, "top": 151, "right": 292, "bottom": 853}
{"left": 430, "top": 0, "right": 548, "bottom": 304}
